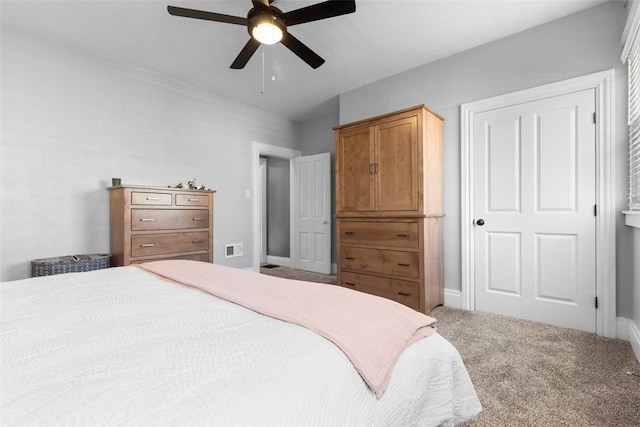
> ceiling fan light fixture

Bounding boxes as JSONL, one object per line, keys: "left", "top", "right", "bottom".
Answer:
{"left": 250, "top": 16, "right": 284, "bottom": 45}
{"left": 168, "top": 0, "right": 357, "bottom": 69}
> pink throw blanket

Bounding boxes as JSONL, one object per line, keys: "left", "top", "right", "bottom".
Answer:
{"left": 138, "top": 260, "right": 437, "bottom": 398}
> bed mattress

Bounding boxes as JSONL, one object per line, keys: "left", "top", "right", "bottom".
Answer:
{"left": 1, "top": 265, "right": 481, "bottom": 426}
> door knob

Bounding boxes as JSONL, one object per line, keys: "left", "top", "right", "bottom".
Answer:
{"left": 475, "top": 219, "right": 485, "bottom": 226}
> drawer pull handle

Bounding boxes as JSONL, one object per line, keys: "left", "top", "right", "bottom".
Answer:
{"left": 398, "top": 291, "right": 411, "bottom": 297}
{"left": 140, "top": 243, "right": 155, "bottom": 248}
{"left": 398, "top": 263, "right": 411, "bottom": 267}
{"left": 192, "top": 217, "right": 204, "bottom": 221}
{"left": 345, "top": 256, "right": 356, "bottom": 260}
{"left": 397, "top": 233, "right": 410, "bottom": 237}
{"left": 146, "top": 197, "right": 159, "bottom": 201}
{"left": 139, "top": 218, "right": 154, "bottom": 222}
{"left": 188, "top": 198, "right": 199, "bottom": 202}
{"left": 192, "top": 240, "right": 204, "bottom": 244}
{"left": 345, "top": 282, "right": 356, "bottom": 286}
{"left": 344, "top": 231, "right": 355, "bottom": 235}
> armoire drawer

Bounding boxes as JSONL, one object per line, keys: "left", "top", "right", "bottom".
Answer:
{"left": 131, "top": 191, "right": 172, "bottom": 206}
{"left": 340, "top": 221, "right": 419, "bottom": 248}
{"left": 340, "top": 246, "right": 420, "bottom": 279}
{"left": 131, "top": 231, "right": 209, "bottom": 257}
{"left": 131, "top": 209, "right": 209, "bottom": 231}
{"left": 340, "top": 271, "right": 420, "bottom": 310}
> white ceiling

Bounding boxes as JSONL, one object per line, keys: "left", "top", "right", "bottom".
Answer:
{"left": 1, "top": 0, "right": 608, "bottom": 121}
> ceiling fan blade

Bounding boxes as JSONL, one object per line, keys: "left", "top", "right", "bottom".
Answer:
{"left": 230, "top": 38, "right": 262, "bottom": 69}
{"left": 283, "top": 0, "right": 356, "bottom": 26}
{"left": 167, "top": 5, "right": 247, "bottom": 26}
{"left": 280, "top": 33, "right": 325, "bottom": 69}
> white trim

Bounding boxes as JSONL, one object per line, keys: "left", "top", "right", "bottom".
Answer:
{"left": 251, "top": 141, "right": 301, "bottom": 272}
{"left": 617, "top": 317, "right": 632, "bottom": 340}
{"left": 624, "top": 211, "right": 640, "bottom": 229}
{"left": 260, "top": 158, "right": 268, "bottom": 265}
{"left": 444, "top": 289, "right": 462, "bottom": 309}
{"left": 621, "top": 0, "right": 640, "bottom": 63}
{"left": 630, "top": 322, "right": 640, "bottom": 363}
{"left": 289, "top": 159, "right": 296, "bottom": 271}
{"left": 460, "top": 69, "right": 616, "bottom": 338}
{"left": 617, "top": 317, "right": 640, "bottom": 363}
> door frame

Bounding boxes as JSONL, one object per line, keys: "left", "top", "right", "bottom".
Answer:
{"left": 460, "top": 69, "right": 616, "bottom": 337}
{"left": 260, "top": 157, "right": 268, "bottom": 265}
{"left": 251, "top": 141, "right": 301, "bottom": 272}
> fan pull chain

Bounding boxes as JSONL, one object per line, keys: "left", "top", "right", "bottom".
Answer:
{"left": 260, "top": 47, "right": 275, "bottom": 94}
{"left": 261, "top": 48, "right": 265, "bottom": 94}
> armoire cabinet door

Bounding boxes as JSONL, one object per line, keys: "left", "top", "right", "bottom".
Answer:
{"left": 336, "top": 126, "right": 374, "bottom": 212}
{"left": 374, "top": 116, "right": 419, "bottom": 212}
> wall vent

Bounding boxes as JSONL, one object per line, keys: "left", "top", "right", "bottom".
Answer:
{"left": 225, "top": 243, "right": 243, "bottom": 258}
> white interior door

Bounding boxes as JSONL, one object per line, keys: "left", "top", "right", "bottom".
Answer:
{"left": 292, "top": 153, "right": 331, "bottom": 274}
{"left": 473, "top": 88, "right": 597, "bottom": 332}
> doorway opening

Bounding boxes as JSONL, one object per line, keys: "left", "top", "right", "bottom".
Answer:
{"left": 251, "top": 142, "right": 300, "bottom": 272}
{"left": 260, "top": 155, "right": 292, "bottom": 267}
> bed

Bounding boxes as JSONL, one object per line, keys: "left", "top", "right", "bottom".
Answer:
{"left": 1, "top": 260, "right": 481, "bottom": 426}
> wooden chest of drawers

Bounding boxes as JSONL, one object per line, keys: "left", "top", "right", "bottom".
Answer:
{"left": 109, "top": 185, "right": 215, "bottom": 266}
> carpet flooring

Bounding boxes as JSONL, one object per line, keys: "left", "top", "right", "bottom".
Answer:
{"left": 433, "top": 306, "right": 640, "bottom": 426}
{"left": 260, "top": 266, "right": 640, "bottom": 426}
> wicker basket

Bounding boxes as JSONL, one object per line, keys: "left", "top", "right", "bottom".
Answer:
{"left": 31, "top": 254, "right": 111, "bottom": 277}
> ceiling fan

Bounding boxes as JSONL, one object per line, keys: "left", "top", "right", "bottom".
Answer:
{"left": 167, "top": 0, "right": 356, "bottom": 70}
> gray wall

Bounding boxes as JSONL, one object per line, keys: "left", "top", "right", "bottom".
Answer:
{"left": 2, "top": 1, "right": 633, "bottom": 323}
{"left": 0, "top": 25, "right": 299, "bottom": 281}
{"left": 338, "top": 2, "right": 631, "bottom": 317}
{"left": 265, "top": 157, "right": 290, "bottom": 258}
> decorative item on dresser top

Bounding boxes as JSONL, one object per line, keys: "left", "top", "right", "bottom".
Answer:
{"left": 108, "top": 185, "right": 215, "bottom": 266}
{"left": 335, "top": 105, "right": 444, "bottom": 314}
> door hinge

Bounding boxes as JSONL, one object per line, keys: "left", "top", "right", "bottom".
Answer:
{"left": 594, "top": 204, "right": 597, "bottom": 216}
{"left": 595, "top": 297, "right": 599, "bottom": 309}
{"left": 593, "top": 112, "right": 596, "bottom": 124}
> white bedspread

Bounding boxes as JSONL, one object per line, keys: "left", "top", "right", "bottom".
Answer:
{"left": 1, "top": 266, "right": 481, "bottom": 426}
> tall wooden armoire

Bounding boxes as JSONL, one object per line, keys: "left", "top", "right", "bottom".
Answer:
{"left": 335, "top": 105, "right": 444, "bottom": 314}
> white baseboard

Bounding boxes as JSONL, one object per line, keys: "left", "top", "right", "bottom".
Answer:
{"left": 266, "top": 255, "right": 290, "bottom": 267}
{"left": 444, "top": 289, "right": 462, "bottom": 308}
{"left": 617, "top": 317, "right": 640, "bottom": 363}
